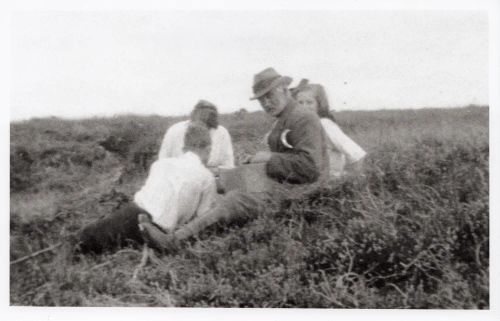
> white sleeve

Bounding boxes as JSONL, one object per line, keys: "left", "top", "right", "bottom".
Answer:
{"left": 219, "top": 126, "right": 235, "bottom": 168}
{"left": 321, "top": 118, "right": 366, "bottom": 164}
{"left": 158, "top": 122, "right": 185, "bottom": 160}
{"left": 195, "top": 175, "right": 218, "bottom": 218}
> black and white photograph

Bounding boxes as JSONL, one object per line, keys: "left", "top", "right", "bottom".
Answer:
{"left": 4, "top": 0, "right": 499, "bottom": 319}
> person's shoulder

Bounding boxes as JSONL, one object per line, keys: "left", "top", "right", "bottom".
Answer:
{"left": 213, "top": 125, "right": 230, "bottom": 135}
{"left": 149, "top": 157, "right": 177, "bottom": 172}
{"left": 218, "top": 124, "right": 230, "bottom": 132}
{"left": 167, "top": 120, "right": 189, "bottom": 132}
{"left": 289, "top": 104, "right": 321, "bottom": 124}
{"left": 158, "top": 154, "right": 205, "bottom": 176}
{"left": 156, "top": 156, "right": 179, "bottom": 164}
{"left": 190, "top": 162, "right": 216, "bottom": 186}
{"left": 183, "top": 153, "right": 212, "bottom": 173}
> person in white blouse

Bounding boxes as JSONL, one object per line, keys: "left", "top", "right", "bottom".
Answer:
{"left": 292, "top": 80, "right": 366, "bottom": 178}
{"left": 77, "top": 122, "right": 218, "bottom": 254}
{"left": 158, "top": 100, "right": 235, "bottom": 171}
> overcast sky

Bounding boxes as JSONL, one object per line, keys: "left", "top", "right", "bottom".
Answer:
{"left": 10, "top": 10, "right": 488, "bottom": 120}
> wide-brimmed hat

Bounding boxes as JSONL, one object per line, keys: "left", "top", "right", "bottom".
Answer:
{"left": 250, "top": 67, "right": 293, "bottom": 100}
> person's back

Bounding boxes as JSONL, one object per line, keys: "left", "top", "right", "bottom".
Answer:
{"left": 158, "top": 120, "right": 189, "bottom": 159}
{"left": 77, "top": 121, "right": 216, "bottom": 254}
{"left": 134, "top": 152, "right": 216, "bottom": 232}
{"left": 158, "top": 100, "right": 235, "bottom": 168}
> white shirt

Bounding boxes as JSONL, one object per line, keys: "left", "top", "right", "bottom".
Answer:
{"left": 158, "top": 120, "right": 235, "bottom": 168}
{"left": 320, "top": 118, "right": 367, "bottom": 177}
{"left": 133, "top": 152, "right": 218, "bottom": 232}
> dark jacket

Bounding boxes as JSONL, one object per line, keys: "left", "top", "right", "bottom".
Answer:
{"left": 266, "top": 100, "right": 330, "bottom": 184}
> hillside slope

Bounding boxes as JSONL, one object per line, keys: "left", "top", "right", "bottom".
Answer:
{"left": 10, "top": 106, "right": 489, "bottom": 308}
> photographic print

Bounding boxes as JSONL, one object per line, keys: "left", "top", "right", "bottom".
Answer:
{"left": 8, "top": 2, "right": 494, "bottom": 315}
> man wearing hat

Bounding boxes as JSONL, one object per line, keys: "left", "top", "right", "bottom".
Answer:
{"left": 138, "top": 67, "right": 330, "bottom": 250}
{"left": 245, "top": 67, "right": 330, "bottom": 182}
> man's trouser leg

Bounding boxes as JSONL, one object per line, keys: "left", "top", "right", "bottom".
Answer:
{"left": 77, "top": 202, "right": 150, "bottom": 254}
{"left": 174, "top": 190, "right": 269, "bottom": 240}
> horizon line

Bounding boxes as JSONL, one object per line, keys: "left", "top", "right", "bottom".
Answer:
{"left": 9, "top": 104, "right": 489, "bottom": 124}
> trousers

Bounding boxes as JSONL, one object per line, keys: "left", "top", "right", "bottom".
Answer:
{"left": 77, "top": 202, "right": 153, "bottom": 254}
{"left": 79, "top": 184, "right": 321, "bottom": 253}
{"left": 173, "top": 189, "right": 268, "bottom": 240}
{"left": 173, "top": 172, "right": 327, "bottom": 240}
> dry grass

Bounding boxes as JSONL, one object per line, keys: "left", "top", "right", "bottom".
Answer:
{"left": 10, "top": 106, "right": 488, "bottom": 308}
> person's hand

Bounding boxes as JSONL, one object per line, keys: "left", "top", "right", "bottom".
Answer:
{"left": 250, "top": 151, "right": 272, "bottom": 163}
{"left": 138, "top": 214, "right": 178, "bottom": 252}
{"left": 137, "top": 213, "right": 151, "bottom": 232}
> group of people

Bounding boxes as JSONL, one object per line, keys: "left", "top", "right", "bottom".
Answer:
{"left": 77, "top": 67, "right": 366, "bottom": 254}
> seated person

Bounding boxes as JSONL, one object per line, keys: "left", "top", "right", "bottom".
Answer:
{"left": 292, "top": 79, "right": 366, "bottom": 178}
{"left": 77, "top": 121, "right": 217, "bottom": 254}
{"left": 158, "top": 100, "right": 234, "bottom": 171}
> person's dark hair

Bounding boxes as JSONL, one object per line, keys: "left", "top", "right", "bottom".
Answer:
{"left": 184, "top": 121, "right": 212, "bottom": 151}
{"left": 292, "top": 80, "right": 337, "bottom": 123}
{"left": 190, "top": 100, "right": 219, "bottom": 129}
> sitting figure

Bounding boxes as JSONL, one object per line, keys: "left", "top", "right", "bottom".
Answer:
{"left": 158, "top": 99, "right": 234, "bottom": 170}
{"left": 77, "top": 121, "right": 217, "bottom": 254}
{"left": 292, "top": 80, "right": 367, "bottom": 178}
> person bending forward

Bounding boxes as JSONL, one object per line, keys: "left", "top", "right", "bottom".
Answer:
{"left": 77, "top": 121, "right": 217, "bottom": 254}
